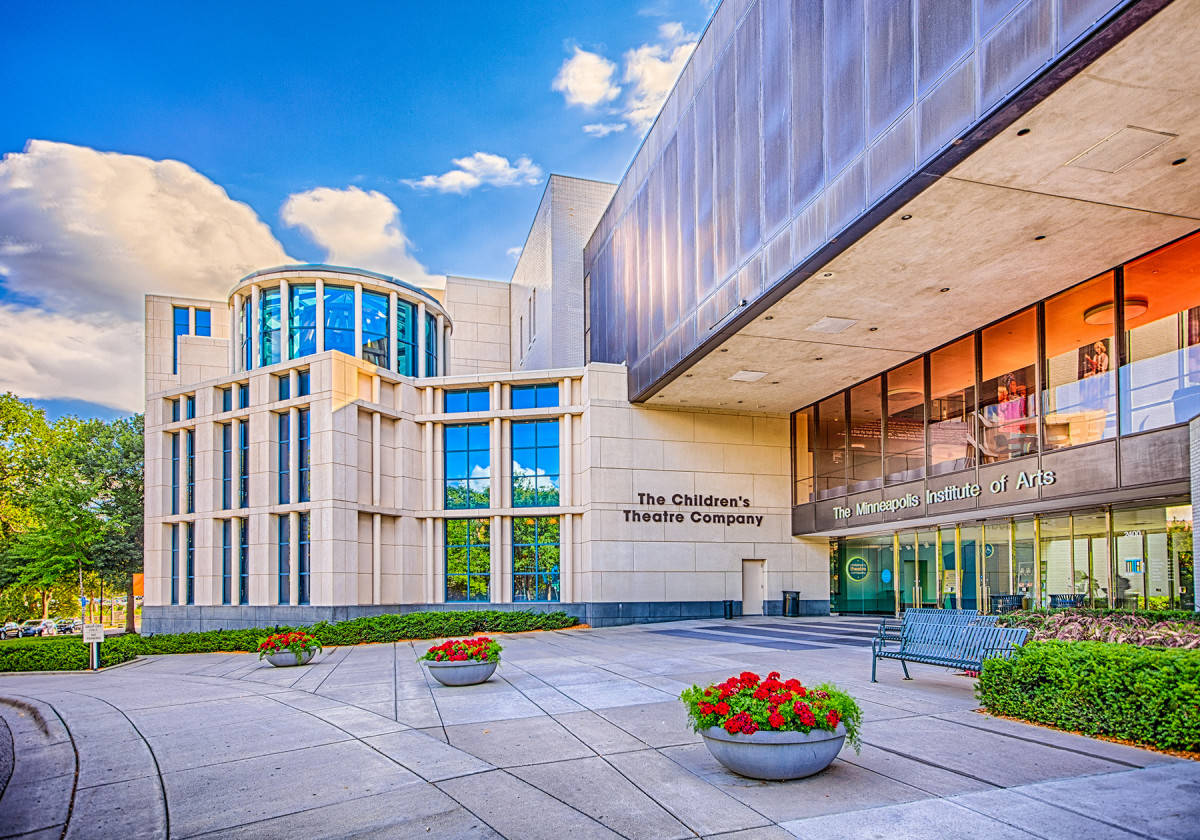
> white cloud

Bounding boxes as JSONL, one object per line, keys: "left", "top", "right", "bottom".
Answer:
{"left": 281, "top": 186, "right": 440, "bottom": 288}
{"left": 583, "top": 122, "right": 627, "bottom": 137}
{"left": 0, "top": 140, "right": 292, "bottom": 410}
{"left": 623, "top": 23, "right": 698, "bottom": 131}
{"left": 506, "top": 246, "right": 523, "bottom": 260}
{"left": 404, "top": 152, "right": 543, "bottom": 195}
{"left": 552, "top": 47, "right": 621, "bottom": 108}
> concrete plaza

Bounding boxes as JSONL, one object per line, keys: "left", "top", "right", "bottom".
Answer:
{"left": 0, "top": 616, "right": 1196, "bottom": 839}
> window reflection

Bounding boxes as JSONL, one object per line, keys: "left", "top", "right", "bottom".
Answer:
{"left": 445, "top": 518, "right": 490, "bottom": 602}
{"left": 793, "top": 406, "right": 814, "bottom": 503}
{"left": 848, "top": 377, "right": 882, "bottom": 492}
{"left": 814, "top": 394, "right": 846, "bottom": 499}
{"left": 259, "top": 289, "right": 282, "bottom": 367}
{"left": 324, "top": 285, "right": 355, "bottom": 356}
{"left": 289, "top": 284, "right": 317, "bottom": 358}
{"left": 1044, "top": 274, "right": 1116, "bottom": 449}
{"left": 885, "top": 360, "right": 925, "bottom": 483}
{"left": 362, "top": 291, "right": 389, "bottom": 367}
{"left": 397, "top": 300, "right": 417, "bottom": 376}
{"left": 929, "top": 337, "right": 975, "bottom": 475}
{"left": 445, "top": 424, "right": 490, "bottom": 509}
{"left": 978, "top": 308, "right": 1038, "bottom": 463}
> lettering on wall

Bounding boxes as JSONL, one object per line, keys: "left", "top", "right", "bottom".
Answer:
{"left": 623, "top": 492, "right": 764, "bottom": 527}
{"left": 831, "top": 469, "right": 1056, "bottom": 521}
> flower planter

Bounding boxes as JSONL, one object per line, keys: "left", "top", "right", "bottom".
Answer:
{"left": 425, "top": 658, "right": 498, "bottom": 686}
{"left": 265, "top": 648, "right": 316, "bottom": 668}
{"left": 700, "top": 723, "right": 846, "bottom": 780}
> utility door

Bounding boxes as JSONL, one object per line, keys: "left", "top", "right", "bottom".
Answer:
{"left": 741, "top": 559, "right": 765, "bottom": 615}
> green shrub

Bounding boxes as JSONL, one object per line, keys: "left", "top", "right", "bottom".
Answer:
{"left": 997, "top": 608, "right": 1200, "bottom": 629}
{"left": 979, "top": 640, "right": 1200, "bottom": 752}
{"left": 0, "top": 610, "right": 577, "bottom": 672}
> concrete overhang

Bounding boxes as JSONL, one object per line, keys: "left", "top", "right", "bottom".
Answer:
{"left": 646, "top": 0, "right": 1200, "bottom": 415}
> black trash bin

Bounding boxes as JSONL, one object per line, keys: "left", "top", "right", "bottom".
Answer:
{"left": 723, "top": 599, "right": 736, "bottom": 620}
{"left": 782, "top": 590, "right": 800, "bottom": 617}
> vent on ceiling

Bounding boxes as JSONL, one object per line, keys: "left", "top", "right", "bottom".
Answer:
{"left": 1066, "top": 126, "right": 1176, "bottom": 173}
{"left": 806, "top": 316, "right": 858, "bottom": 334}
{"left": 728, "top": 370, "right": 768, "bottom": 383}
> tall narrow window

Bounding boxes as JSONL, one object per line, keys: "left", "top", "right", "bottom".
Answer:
{"left": 221, "top": 519, "right": 232, "bottom": 605}
{"left": 185, "top": 522, "right": 195, "bottom": 605}
{"left": 814, "top": 394, "right": 847, "bottom": 499}
{"left": 362, "top": 291, "right": 389, "bottom": 367}
{"left": 297, "top": 369, "right": 311, "bottom": 397}
{"left": 278, "top": 413, "right": 291, "bottom": 504}
{"left": 444, "top": 424, "right": 490, "bottom": 509}
{"left": 169, "top": 524, "right": 179, "bottom": 605}
{"left": 185, "top": 430, "right": 195, "bottom": 514}
{"left": 425, "top": 312, "right": 438, "bottom": 375}
{"left": 260, "top": 288, "right": 282, "bottom": 367}
{"left": 445, "top": 518, "right": 490, "bottom": 602}
{"left": 169, "top": 398, "right": 180, "bottom": 422}
{"left": 513, "top": 516, "right": 560, "bottom": 602}
{"left": 1044, "top": 273, "right": 1117, "bottom": 449}
{"left": 277, "top": 515, "right": 290, "bottom": 605}
{"left": 324, "top": 285, "right": 355, "bottom": 355}
{"left": 169, "top": 433, "right": 180, "bottom": 515}
{"left": 298, "top": 512, "right": 310, "bottom": 605}
{"left": 194, "top": 309, "right": 211, "bottom": 337}
{"left": 172, "top": 306, "right": 189, "bottom": 374}
{"left": 884, "top": 359, "right": 927, "bottom": 484}
{"left": 238, "top": 420, "right": 249, "bottom": 508}
{"left": 512, "top": 419, "right": 560, "bottom": 506}
{"left": 277, "top": 374, "right": 290, "bottom": 401}
{"left": 288, "top": 284, "right": 317, "bottom": 358}
{"left": 298, "top": 408, "right": 311, "bottom": 502}
{"left": 220, "top": 423, "right": 232, "bottom": 510}
{"left": 848, "top": 377, "right": 883, "bottom": 492}
{"left": 930, "top": 337, "right": 977, "bottom": 475}
{"left": 397, "top": 301, "right": 417, "bottom": 375}
{"left": 511, "top": 383, "right": 559, "bottom": 409}
{"left": 220, "top": 387, "right": 232, "bottom": 413}
{"left": 238, "top": 382, "right": 250, "bottom": 409}
{"left": 185, "top": 395, "right": 195, "bottom": 419}
{"left": 240, "top": 297, "right": 251, "bottom": 370}
{"left": 980, "top": 308, "right": 1038, "bottom": 463}
{"left": 238, "top": 519, "right": 249, "bottom": 605}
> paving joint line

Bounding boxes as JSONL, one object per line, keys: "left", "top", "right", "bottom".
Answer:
{"left": 933, "top": 713, "right": 1143, "bottom": 769}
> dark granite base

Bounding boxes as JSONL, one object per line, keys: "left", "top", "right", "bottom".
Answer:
{"left": 141, "top": 599, "right": 833, "bottom": 634}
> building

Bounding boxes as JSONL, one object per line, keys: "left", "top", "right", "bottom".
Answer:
{"left": 144, "top": 0, "right": 1200, "bottom": 631}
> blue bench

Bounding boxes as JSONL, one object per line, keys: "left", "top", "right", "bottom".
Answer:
{"left": 1048, "top": 594, "right": 1085, "bottom": 608}
{"left": 990, "top": 594, "right": 1024, "bottom": 614}
{"left": 871, "top": 610, "right": 1026, "bottom": 682}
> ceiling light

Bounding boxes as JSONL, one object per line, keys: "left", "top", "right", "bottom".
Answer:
{"left": 868, "top": 327, "right": 879, "bottom": 332}
{"left": 1017, "top": 128, "right": 1031, "bottom": 136}
{"left": 901, "top": 214, "right": 912, "bottom": 220}
{"left": 814, "top": 357, "right": 824, "bottom": 361}
{"left": 728, "top": 370, "right": 768, "bottom": 383}
{"left": 719, "top": 348, "right": 729, "bottom": 352}
{"left": 1084, "top": 297, "right": 1149, "bottom": 325}
{"left": 821, "top": 272, "right": 834, "bottom": 278}
{"left": 939, "top": 287, "right": 950, "bottom": 293}
{"left": 770, "top": 380, "right": 780, "bottom": 385}
{"left": 764, "top": 315, "right": 774, "bottom": 321}
{"left": 807, "top": 316, "right": 857, "bottom": 334}
{"left": 1173, "top": 158, "right": 1188, "bottom": 166}
{"left": 1034, "top": 235, "right": 1046, "bottom": 241}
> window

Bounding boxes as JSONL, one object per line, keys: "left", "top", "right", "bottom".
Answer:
{"left": 172, "top": 306, "right": 189, "bottom": 374}
{"left": 185, "top": 522, "right": 195, "bottom": 605}
{"left": 185, "top": 395, "right": 195, "bottom": 420}
{"left": 445, "top": 518, "right": 490, "bottom": 602}
{"left": 238, "top": 383, "right": 250, "bottom": 409}
{"left": 1044, "top": 273, "right": 1117, "bottom": 449}
{"left": 424, "top": 312, "right": 438, "bottom": 375}
{"left": 397, "top": 300, "right": 417, "bottom": 376}
{"left": 519, "top": 316, "right": 524, "bottom": 359}
{"left": 444, "top": 424, "right": 490, "bottom": 509}
{"left": 793, "top": 406, "right": 814, "bottom": 504}
{"left": 298, "top": 408, "right": 311, "bottom": 502}
{"left": 195, "top": 309, "right": 211, "bottom": 337}
{"left": 260, "top": 288, "right": 282, "bottom": 367}
{"left": 238, "top": 420, "right": 249, "bottom": 508}
{"left": 813, "top": 395, "right": 847, "bottom": 499}
{"left": 298, "top": 512, "right": 310, "bottom": 605}
{"left": 278, "top": 413, "right": 291, "bottom": 505}
{"left": 169, "top": 433, "right": 179, "bottom": 515}
{"left": 530, "top": 290, "right": 536, "bottom": 342}
{"left": 169, "top": 398, "right": 180, "bottom": 422}
{"left": 221, "top": 520, "right": 232, "bottom": 605}
{"left": 169, "top": 524, "right": 179, "bottom": 605}
{"left": 512, "top": 420, "right": 559, "bottom": 506}
{"left": 277, "top": 515, "right": 290, "bottom": 605}
{"left": 445, "top": 388, "right": 489, "bottom": 413}
{"left": 511, "top": 383, "right": 559, "bottom": 409}
{"left": 297, "top": 369, "right": 310, "bottom": 397}
{"left": 885, "top": 359, "right": 926, "bottom": 484}
{"left": 324, "top": 285, "right": 355, "bottom": 355}
{"left": 362, "top": 291, "right": 389, "bottom": 367}
{"left": 1120, "top": 233, "right": 1200, "bottom": 434}
{"left": 289, "top": 284, "right": 317, "bottom": 358}
{"left": 980, "top": 308, "right": 1038, "bottom": 463}
{"left": 240, "top": 297, "right": 251, "bottom": 371}
{"left": 220, "top": 387, "right": 232, "bottom": 413}
{"left": 848, "top": 377, "right": 883, "bottom": 492}
{"left": 930, "top": 337, "right": 976, "bottom": 475}
{"left": 185, "top": 430, "right": 195, "bottom": 514}
{"left": 238, "top": 519, "right": 249, "bottom": 605}
{"left": 220, "top": 423, "right": 232, "bottom": 510}
{"left": 277, "top": 374, "right": 290, "bottom": 401}
{"left": 513, "top": 516, "right": 559, "bottom": 602}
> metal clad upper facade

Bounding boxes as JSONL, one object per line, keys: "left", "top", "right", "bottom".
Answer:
{"left": 583, "top": 0, "right": 1133, "bottom": 398}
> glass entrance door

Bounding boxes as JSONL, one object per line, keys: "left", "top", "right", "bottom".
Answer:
{"left": 901, "top": 532, "right": 937, "bottom": 609}
{"left": 831, "top": 534, "right": 895, "bottom": 614}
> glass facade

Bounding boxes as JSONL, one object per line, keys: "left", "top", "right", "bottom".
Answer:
{"left": 221, "top": 519, "right": 232, "bottom": 605}
{"left": 169, "top": 524, "right": 178, "bottom": 605}
{"left": 220, "top": 423, "right": 232, "bottom": 510}
{"left": 512, "top": 420, "right": 559, "bottom": 507}
{"left": 445, "top": 518, "right": 490, "bottom": 602}
{"left": 238, "top": 420, "right": 249, "bottom": 508}
{"left": 362, "top": 291, "right": 389, "bottom": 367}
{"left": 445, "top": 424, "right": 490, "bottom": 509}
{"left": 445, "top": 388, "right": 489, "bottom": 413}
{"left": 278, "top": 413, "right": 290, "bottom": 505}
{"left": 289, "top": 284, "right": 317, "bottom": 358}
{"left": 260, "top": 288, "right": 282, "bottom": 367}
{"left": 425, "top": 312, "right": 438, "bottom": 375}
{"left": 277, "top": 515, "right": 290, "bottom": 605}
{"left": 298, "top": 512, "right": 310, "bottom": 605}
{"left": 185, "top": 430, "right": 195, "bottom": 514}
{"left": 195, "top": 309, "right": 211, "bottom": 337}
{"left": 511, "top": 383, "right": 559, "bottom": 409}
{"left": 185, "top": 522, "right": 195, "bottom": 605}
{"left": 240, "top": 298, "right": 251, "bottom": 371}
{"left": 238, "top": 520, "right": 249, "bottom": 605}
{"left": 397, "top": 300, "right": 418, "bottom": 376}
{"left": 513, "top": 516, "right": 560, "bottom": 601}
{"left": 324, "top": 285, "right": 356, "bottom": 355}
{"left": 172, "top": 306, "right": 188, "bottom": 374}
{"left": 298, "top": 408, "right": 311, "bottom": 502}
{"left": 169, "top": 432, "right": 179, "bottom": 515}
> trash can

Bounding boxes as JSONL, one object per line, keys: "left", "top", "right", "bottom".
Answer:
{"left": 782, "top": 590, "right": 800, "bottom": 617}
{"left": 723, "top": 599, "right": 736, "bottom": 620}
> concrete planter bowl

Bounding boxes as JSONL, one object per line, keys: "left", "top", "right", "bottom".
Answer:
{"left": 425, "top": 658, "right": 499, "bottom": 686}
{"left": 700, "top": 724, "right": 847, "bottom": 781}
{"left": 265, "top": 649, "right": 316, "bottom": 668}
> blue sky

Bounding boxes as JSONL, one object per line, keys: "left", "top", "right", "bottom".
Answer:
{"left": 0, "top": 0, "right": 713, "bottom": 417}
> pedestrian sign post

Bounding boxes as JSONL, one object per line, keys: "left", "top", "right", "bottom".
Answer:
{"left": 82, "top": 624, "right": 103, "bottom": 670}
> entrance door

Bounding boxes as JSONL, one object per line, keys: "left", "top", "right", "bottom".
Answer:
{"left": 741, "top": 560, "right": 765, "bottom": 615}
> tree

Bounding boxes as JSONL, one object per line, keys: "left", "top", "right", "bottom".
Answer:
{"left": 85, "top": 415, "right": 144, "bottom": 632}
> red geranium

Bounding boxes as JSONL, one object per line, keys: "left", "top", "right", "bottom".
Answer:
{"left": 420, "top": 636, "right": 502, "bottom": 663}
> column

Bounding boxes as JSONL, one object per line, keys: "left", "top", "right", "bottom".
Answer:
{"left": 188, "top": 305, "right": 196, "bottom": 335}
{"left": 372, "top": 412, "right": 381, "bottom": 505}
{"left": 560, "top": 513, "right": 573, "bottom": 604}
{"left": 353, "top": 283, "right": 363, "bottom": 359}
{"left": 954, "top": 526, "right": 963, "bottom": 610}
{"left": 424, "top": 518, "right": 436, "bottom": 603}
{"left": 435, "top": 313, "right": 445, "bottom": 376}
{"left": 1033, "top": 518, "right": 1043, "bottom": 609}
{"left": 388, "top": 292, "right": 398, "bottom": 372}
{"left": 560, "top": 378, "right": 573, "bottom": 508}
{"left": 372, "top": 513, "right": 382, "bottom": 605}
{"left": 315, "top": 279, "right": 325, "bottom": 353}
{"left": 892, "top": 532, "right": 902, "bottom": 617}
{"left": 289, "top": 511, "right": 300, "bottom": 606}
{"left": 491, "top": 513, "right": 502, "bottom": 604}
{"left": 442, "top": 325, "right": 452, "bottom": 375}
{"left": 279, "top": 279, "right": 290, "bottom": 361}
{"left": 250, "top": 285, "right": 261, "bottom": 370}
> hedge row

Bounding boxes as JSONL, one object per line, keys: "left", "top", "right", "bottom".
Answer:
{"left": 979, "top": 640, "right": 1200, "bottom": 752}
{"left": 0, "top": 610, "right": 578, "bottom": 672}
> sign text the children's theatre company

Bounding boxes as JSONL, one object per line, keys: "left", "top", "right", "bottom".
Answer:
{"left": 624, "top": 492, "right": 764, "bottom": 527}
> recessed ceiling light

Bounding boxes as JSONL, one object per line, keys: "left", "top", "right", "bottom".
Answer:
{"left": 764, "top": 315, "right": 774, "bottom": 321}
{"left": 1173, "top": 157, "right": 1188, "bottom": 166}
{"left": 939, "top": 287, "right": 950, "bottom": 293}
{"left": 1084, "top": 297, "right": 1149, "bottom": 325}
{"left": 807, "top": 316, "right": 857, "bottom": 334}
{"left": 728, "top": 370, "right": 768, "bottom": 383}
{"left": 901, "top": 214, "right": 912, "bottom": 220}
{"left": 814, "top": 357, "right": 824, "bottom": 361}
{"left": 719, "top": 348, "right": 729, "bottom": 352}
{"left": 736, "top": 400, "right": 743, "bottom": 404}
{"left": 821, "top": 272, "right": 834, "bottom": 278}
{"left": 868, "top": 327, "right": 879, "bottom": 332}
{"left": 1034, "top": 235, "right": 1047, "bottom": 241}
{"left": 685, "top": 373, "right": 693, "bottom": 378}
{"left": 1017, "top": 128, "right": 1031, "bottom": 136}
{"left": 770, "top": 381, "right": 780, "bottom": 385}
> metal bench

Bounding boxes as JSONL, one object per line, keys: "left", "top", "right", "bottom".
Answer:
{"left": 871, "top": 619, "right": 1029, "bottom": 682}
{"left": 990, "top": 594, "right": 1024, "bottom": 614}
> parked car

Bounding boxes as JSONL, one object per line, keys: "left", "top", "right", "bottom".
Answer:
{"left": 54, "top": 618, "right": 78, "bottom": 634}
{"left": 19, "top": 619, "right": 57, "bottom": 637}
{"left": 1, "top": 622, "right": 20, "bottom": 639}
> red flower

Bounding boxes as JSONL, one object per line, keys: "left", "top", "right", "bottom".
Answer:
{"left": 767, "top": 671, "right": 781, "bottom": 680}
{"left": 739, "top": 671, "right": 760, "bottom": 686}
{"left": 793, "top": 701, "right": 816, "bottom": 727}
{"left": 768, "top": 713, "right": 785, "bottom": 729}
{"left": 714, "top": 702, "right": 730, "bottom": 716}
{"left": 826, "top": 710, "right": 841, "bottom": 728}
{"left": 753, "top": 686, "right": 770, "bottom": 701}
